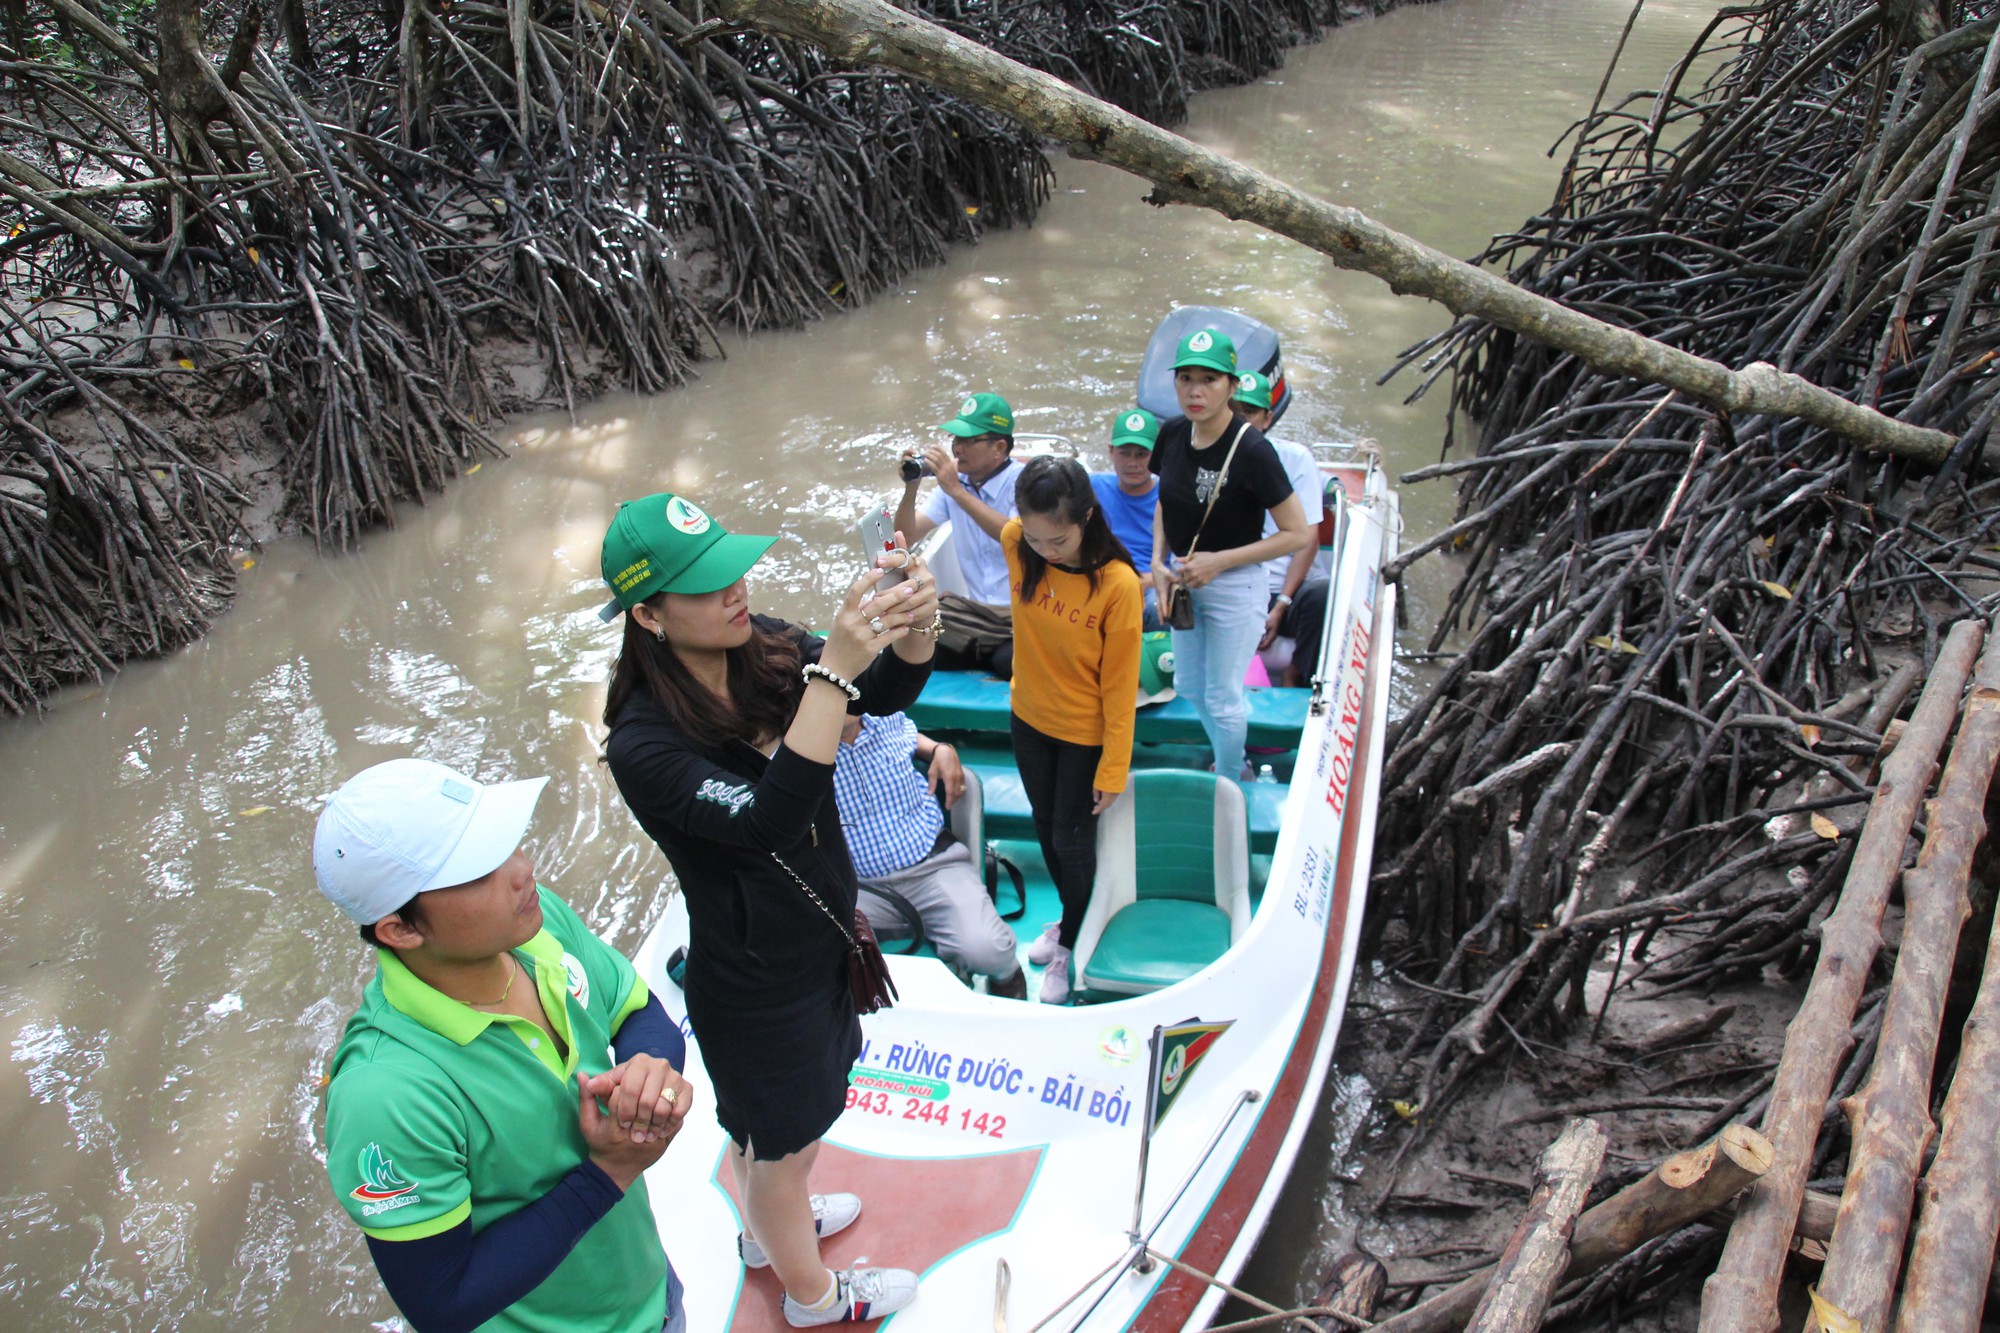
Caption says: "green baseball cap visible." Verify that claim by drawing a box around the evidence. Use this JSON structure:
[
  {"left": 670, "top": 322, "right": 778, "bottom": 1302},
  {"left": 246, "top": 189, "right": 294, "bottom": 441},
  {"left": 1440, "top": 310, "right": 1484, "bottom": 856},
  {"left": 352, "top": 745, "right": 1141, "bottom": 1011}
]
[
  {"left": 1231, "top": 370, "right": 1273, "bottom": 411},
  {"left": 1110, "top": 407, "right": 1162, "bottom": 451},
  {"left": 1172, "top": 328, "right": 1238, "bottom": 376},
  {"left": 597, "top": 492, "right": 777, "bottom": 622},
  {"left": 939, "top": 392, "right": 1014, "bottom": 439},
  {"left": 1137, "top": 631, "right": 1176, "bottom": 707}
]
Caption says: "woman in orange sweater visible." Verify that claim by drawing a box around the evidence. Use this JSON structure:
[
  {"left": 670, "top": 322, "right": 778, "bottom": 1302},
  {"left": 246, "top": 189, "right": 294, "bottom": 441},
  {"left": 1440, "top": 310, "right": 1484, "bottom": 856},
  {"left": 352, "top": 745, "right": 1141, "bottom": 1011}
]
[{"left": 982, "top": 456, "right": 1143, "bottom": 1004}]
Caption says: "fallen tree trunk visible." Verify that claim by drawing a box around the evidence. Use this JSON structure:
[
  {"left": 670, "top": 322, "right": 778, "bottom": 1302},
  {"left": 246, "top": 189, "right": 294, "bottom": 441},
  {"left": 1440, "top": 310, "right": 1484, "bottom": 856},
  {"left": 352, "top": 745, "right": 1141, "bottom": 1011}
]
[
  {"left": 1466, "top": 1118, "right": 1607, "bottom": 1333},
  {"left": 714, "top": 0, "right": 1958, "bottom": 462},
  {"left": 1375, "top": 1124, "right": 1774, "bottom": 1333},
  {"left": 1701, "top": 618, "right": 1986, "bottom": 1333},
  {"left": 1814, "top": 619, "right": 2000, "bottom": 1331}
]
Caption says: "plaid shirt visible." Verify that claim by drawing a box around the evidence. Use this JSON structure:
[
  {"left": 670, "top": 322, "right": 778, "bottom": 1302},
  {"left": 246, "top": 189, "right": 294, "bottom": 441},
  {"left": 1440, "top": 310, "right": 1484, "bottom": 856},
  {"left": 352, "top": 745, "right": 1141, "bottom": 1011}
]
[{"left": 832, "top": 713, "right": 944, "bottom": 879}]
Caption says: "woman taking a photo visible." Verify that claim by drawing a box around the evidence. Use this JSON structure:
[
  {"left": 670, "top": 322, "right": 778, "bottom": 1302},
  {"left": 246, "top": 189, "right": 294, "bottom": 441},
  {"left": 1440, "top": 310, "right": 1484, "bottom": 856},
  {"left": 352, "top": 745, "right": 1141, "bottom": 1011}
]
[
  {"left": 957, "top": 456, "right": 1144, "bottom": 1003},
  {"left": 598, "top": 492, "right": 938, "bottom": 1327},
  {"left": 1150, "top": 329, "right": 1312, "bottom": 782}
]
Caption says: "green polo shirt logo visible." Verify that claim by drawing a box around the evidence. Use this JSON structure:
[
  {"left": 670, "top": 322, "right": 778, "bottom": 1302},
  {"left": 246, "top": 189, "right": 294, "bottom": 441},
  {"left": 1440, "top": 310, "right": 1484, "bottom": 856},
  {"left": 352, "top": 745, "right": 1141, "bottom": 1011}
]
[{"left": 350, "top": 1142, "right": 421, "bottom": 1215}]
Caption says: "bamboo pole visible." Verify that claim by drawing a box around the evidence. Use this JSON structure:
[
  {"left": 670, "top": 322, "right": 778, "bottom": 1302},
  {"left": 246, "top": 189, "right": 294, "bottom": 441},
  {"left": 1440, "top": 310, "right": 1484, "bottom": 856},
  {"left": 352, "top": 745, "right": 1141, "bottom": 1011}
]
[
  {"left": 1375, "top": 1125, "right": 1774, "bottom": 1333},
  {"left": 1700, "top": 618, "right": 1986, "bottom": 1333},
  {"left": 1813, "top": 616, "right": 2000, "bottom": 1332},
  {"left": 1466, "top": 1118, "right": 1608, "bottom": 1333},
  {"left": 711, "top": 0, "right": 1959, "bottom": 463}
]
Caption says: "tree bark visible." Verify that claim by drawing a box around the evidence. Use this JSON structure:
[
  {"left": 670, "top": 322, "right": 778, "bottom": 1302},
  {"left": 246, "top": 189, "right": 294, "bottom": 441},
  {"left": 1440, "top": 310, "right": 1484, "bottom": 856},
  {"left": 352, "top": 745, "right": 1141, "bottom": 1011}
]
[
  {"left": 711, "top": 0, "right": 1958, "bottom": 464},
  {"left": 1813, "top": 623, "right": 2000, "bottom": 1332},
  {"left": 273, "top": 0, "right": 315, "bottom": 69},
  {"left": 1699, "top": 618, "right": 1986, "bottom": 1333},
  {"left": 1466, "top": 1119, "right": 1607, "bottom": 1333},
  {"left": 1374, "top": 1124, "right": 1774, "bottom": 1333},
  {"left": 1894, "top": 845, "right": 2000, "bottom": 1330}
]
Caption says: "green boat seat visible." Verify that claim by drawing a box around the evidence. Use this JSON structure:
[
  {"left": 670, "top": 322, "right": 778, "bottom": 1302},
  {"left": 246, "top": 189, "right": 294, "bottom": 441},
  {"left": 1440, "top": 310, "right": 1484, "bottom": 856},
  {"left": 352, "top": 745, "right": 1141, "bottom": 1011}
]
[
  {"left": 908, "top": 671, "right": 1311, "bottom": 751},
  {"left": 962, "top": 758, "right": 1288, "bottom": 858},
  {"left": 1072, "top": 770, "right": 1252, "bottom": 997}
]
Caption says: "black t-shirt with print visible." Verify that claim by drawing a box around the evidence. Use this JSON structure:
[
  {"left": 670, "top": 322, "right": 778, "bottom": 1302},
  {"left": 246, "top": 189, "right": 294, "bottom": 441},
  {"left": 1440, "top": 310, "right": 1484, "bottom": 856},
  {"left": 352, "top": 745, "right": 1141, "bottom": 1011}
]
[{"left": 1150, "top": 414, "right": 1294, "bottom": 557}]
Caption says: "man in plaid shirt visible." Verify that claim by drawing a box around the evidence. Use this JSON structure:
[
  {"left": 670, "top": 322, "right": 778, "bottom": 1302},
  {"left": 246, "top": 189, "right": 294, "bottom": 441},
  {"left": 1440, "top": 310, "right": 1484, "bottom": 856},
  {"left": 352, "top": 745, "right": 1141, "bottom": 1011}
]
[{"left": 832, "top": 712, "right": 1027, "bottom": 999}]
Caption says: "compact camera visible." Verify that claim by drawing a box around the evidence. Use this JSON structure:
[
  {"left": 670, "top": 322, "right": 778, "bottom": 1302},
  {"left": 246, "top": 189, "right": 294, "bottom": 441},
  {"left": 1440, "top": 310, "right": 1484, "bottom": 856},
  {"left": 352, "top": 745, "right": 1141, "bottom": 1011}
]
[{"left": 900, "top": 455, "right": 934, "bottom": 483}]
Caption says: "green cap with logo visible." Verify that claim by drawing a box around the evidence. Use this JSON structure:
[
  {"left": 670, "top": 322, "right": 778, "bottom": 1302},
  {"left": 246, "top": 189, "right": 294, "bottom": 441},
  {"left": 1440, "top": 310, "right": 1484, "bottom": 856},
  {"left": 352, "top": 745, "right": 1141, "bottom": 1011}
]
[
  {"left": 1172, "top": 328, "right": 1238, "bottom": 376},
  {"left": 1109, "top": 407, "right": 1162, "bottom": 451},
  {"left": 938, "top": 392, "right": 1014, "bottom": 439},
  {"left": 598, "top": 492, "right": 777, "bottom": 622},
  {"left": 1230, "top": 370, "right": 1273, "bottom": 411}
]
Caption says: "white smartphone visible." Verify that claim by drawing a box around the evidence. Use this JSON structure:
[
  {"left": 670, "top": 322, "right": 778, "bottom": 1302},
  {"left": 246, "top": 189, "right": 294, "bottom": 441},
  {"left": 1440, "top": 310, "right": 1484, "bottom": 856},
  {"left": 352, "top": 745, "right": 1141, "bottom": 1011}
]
[{"left": 857, "top": 508, "right": 908, "bottom": 587}]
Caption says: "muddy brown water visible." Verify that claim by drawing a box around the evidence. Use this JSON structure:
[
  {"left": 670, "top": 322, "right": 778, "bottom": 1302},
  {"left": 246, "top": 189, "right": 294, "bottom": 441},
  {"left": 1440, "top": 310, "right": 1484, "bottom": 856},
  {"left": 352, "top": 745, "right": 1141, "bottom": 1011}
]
[{"left": 0, "top": 1, "right": 1722, "bottom": 1325}]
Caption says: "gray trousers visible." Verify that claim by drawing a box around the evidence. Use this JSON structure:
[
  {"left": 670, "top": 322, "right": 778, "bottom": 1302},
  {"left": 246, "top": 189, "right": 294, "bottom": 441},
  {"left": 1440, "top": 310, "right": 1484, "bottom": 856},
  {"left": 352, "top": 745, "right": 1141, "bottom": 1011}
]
[{"left": 857, "top": 838, "right": 1021, "bottom": 981}]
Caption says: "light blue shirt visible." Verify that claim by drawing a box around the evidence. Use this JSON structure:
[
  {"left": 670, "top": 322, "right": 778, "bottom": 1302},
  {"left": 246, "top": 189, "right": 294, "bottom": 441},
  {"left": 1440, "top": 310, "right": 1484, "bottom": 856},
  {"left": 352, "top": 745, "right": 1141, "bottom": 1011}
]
[
  {"left": 922, "top": 459, "right": 1021, "bottom": 603},
  {"left": 832, "top": 713, "right": 943, "bottom": 879}
]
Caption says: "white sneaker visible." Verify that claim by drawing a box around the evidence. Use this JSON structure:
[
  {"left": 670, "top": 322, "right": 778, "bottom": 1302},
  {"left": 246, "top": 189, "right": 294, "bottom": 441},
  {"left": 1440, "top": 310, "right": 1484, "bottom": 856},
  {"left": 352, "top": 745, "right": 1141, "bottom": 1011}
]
[
  {"left": 739, "top": 1193, "right": 862, "bottom": 1269},
  {"left": 1025, "top": 923, "right": 1062, "bottom": 967},
  {"left": 1039, "top": 946, "right": 1072, "bottom": 1005},
  {"left": 782, "top": 1265, "right": 920, "bottom": 1326}
]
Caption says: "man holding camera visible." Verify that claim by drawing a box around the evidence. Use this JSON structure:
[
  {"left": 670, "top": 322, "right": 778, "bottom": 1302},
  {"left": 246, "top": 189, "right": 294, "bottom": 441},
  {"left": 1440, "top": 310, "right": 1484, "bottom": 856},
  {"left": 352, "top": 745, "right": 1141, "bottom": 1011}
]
[{"left": 894, "top": 392, "right": 1022, "bottom": 674}]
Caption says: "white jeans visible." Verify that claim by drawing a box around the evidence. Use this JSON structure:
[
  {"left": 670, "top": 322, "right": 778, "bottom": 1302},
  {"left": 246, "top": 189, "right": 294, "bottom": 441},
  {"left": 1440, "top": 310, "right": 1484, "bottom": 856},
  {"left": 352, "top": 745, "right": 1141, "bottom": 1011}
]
[
  {"left": 857, "top": 838, "right": 1021, "bottom": 980},
  {"left": 1171, "top": 564, "right": 1267, "bottom": 780}
]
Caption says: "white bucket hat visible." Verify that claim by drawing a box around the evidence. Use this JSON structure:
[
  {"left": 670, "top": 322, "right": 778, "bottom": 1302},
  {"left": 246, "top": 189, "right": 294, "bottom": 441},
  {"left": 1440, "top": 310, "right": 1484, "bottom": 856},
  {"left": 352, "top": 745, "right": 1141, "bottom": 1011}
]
[{"left": 313, "top": 758, "right": 548, "bottom": 924}]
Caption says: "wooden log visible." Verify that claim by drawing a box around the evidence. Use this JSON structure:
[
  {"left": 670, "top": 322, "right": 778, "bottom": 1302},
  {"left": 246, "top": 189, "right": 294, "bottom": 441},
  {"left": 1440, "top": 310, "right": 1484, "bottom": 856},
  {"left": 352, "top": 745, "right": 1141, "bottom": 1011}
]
[
  {"left": 1466, "top": 1118, "right": 1608, "bottom": 1333},
  {"left": 1374, "top": 1124, "right": 1774, "bottom": 1333},
  {"left": 1894, "top": 816, "right": 2000, "bottom": 1328},
  {"left": 1310, "top": 1249, "right": 1387, "bottom": 1330},
  {"left": 1699, "top": 619, "right": 1985, "bottom": 1333},
  {"left": 708, "top": 0, "right": 1960, "bottom": 464},
  {"left": 1815, "top": 623, "right": 2000, "bottom": 1331}
]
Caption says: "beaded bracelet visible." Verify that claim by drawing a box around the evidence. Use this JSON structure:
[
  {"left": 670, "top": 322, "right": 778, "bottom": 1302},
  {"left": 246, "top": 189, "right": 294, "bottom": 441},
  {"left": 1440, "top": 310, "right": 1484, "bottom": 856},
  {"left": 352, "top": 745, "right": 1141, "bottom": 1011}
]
[
  {"left": 801, "top": 663, "right": 860, "bottom": 701},
  {"left": 916, "top": 611, "right": 945, "bottom": 639}
]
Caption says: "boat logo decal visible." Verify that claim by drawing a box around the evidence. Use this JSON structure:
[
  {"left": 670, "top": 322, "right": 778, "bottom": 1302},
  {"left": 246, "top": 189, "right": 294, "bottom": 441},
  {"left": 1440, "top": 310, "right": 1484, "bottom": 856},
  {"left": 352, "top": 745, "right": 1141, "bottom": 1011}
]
[
  {"left": 1097, "top": 1024, "right": 1137, "bottom": 1066},
  {"left": 562, "top": 952, "right": 589, "bottom": 1007},
  {"left": 350, "top": 1142, "right": 420, "bottom": 1212},
  {"left": 664, "top": 495, "right": 710, "bottom": 535}
]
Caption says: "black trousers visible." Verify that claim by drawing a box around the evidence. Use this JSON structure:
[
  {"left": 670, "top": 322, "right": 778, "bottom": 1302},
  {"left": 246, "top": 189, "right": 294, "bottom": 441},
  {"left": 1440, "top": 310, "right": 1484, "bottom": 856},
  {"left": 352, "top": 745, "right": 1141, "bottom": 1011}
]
[{"left": 1010, "top": 713, "right": 1102, "bottom": 949}]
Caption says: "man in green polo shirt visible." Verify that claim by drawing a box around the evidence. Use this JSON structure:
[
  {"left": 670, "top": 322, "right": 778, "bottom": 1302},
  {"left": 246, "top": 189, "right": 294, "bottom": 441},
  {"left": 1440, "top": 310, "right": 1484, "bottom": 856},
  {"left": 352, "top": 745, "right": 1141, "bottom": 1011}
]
[{"left": 316, "top": 757, "right": 692, "bottom": 1332}]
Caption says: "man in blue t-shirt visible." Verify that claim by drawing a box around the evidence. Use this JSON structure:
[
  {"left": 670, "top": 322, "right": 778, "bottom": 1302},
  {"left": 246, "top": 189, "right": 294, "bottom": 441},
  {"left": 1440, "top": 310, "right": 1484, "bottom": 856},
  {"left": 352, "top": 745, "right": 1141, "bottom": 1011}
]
[{"left": 1089, "top": 407, "right": 1164, "bottom": 631}]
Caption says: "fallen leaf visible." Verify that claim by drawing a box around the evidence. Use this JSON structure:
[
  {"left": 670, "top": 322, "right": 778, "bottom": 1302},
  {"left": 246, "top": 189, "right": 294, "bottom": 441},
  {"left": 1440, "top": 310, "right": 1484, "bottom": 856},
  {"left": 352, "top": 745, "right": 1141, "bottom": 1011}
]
[
  {"left": 964, "top": 205, "right": 980, "bottom": 216},
  {"left": 238, "top": 806, "right": 272, "bottom": 817},
  {"left": 239, "top": 558, "right": 255, "bottom": 570},
  {"left": 827, "top": 281, "right": 845, "bottom": 298},
  {"left": 465, "top": 462, "right": 481, "bottom": 475},
  {"left": 1800, "top": 723, "right": 1822, "bottom": 748},
  {"left": 1811, "top": 812, "right": 1839, "bottom": 840},
  {"left": 1761, "top": 580, "right": 1794, "bottom": 600},
  {"left": 1389, "top": 1099, "right": 1418, "bottom": 1120},
  {"left": 1806, "top": 1286, "right": 1861, "bottom": 1333},
  {"left": 247, "top": 245, "right": 260, "bottom": 265},
  {"left": 1588, "top": 635, "right": 1641, "bottom": 654},
  {"left": 177, "top": 357, "right": 195, "bottom": 370}
]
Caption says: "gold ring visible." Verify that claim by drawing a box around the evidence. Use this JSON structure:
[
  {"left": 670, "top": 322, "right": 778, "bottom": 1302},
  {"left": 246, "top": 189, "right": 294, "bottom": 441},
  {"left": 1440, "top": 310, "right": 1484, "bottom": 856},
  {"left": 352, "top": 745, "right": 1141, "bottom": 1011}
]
[{"left": 660, "top": 1088, "right": 679, "bottom": 1106}]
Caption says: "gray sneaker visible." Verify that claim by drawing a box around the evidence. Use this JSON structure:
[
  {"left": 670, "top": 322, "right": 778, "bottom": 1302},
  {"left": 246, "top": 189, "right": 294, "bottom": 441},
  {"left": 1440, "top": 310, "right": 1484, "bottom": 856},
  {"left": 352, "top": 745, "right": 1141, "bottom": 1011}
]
[
  {"left": 781, "top": 1266, "right": 920, "bottom": 1326},
  {"left": 738, "top": 1192, "right": 862, "bottom": 1269}
]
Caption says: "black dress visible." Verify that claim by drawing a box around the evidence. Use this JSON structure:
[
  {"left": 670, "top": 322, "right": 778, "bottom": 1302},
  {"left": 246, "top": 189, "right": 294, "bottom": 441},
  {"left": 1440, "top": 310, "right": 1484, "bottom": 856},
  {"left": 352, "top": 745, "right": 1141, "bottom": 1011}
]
[{"left": 605, "top": 620, "right": 930, "bottom": 1157}]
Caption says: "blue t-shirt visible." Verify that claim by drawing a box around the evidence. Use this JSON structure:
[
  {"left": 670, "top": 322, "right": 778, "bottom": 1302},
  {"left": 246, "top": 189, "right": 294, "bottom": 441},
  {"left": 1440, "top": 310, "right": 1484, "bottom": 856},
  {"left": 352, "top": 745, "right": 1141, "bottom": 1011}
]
[{"left": 1091, "top": 472, "right": 1159, "bottom": 568}]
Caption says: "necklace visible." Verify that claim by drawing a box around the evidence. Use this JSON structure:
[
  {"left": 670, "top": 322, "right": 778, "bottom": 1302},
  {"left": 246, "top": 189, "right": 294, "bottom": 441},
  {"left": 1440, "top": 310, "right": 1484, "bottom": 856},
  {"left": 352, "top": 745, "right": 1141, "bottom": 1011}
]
[{"left": 465, "top": 956, "right": 519, "bottom": 1009}]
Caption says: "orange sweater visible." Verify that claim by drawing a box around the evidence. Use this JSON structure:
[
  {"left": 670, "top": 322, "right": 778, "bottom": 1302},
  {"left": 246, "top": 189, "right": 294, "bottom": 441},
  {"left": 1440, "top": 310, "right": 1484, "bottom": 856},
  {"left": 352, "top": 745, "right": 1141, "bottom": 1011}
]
[{"left": 1002, "top": 519, "right": 1143, "bottom": 793}]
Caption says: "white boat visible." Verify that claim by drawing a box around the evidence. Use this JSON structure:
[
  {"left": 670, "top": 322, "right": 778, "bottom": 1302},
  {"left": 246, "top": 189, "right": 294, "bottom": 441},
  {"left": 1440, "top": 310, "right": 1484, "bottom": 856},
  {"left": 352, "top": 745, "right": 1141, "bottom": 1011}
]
[{"left": 631, "top": 423, "right": 1398, "bottom": 1330}]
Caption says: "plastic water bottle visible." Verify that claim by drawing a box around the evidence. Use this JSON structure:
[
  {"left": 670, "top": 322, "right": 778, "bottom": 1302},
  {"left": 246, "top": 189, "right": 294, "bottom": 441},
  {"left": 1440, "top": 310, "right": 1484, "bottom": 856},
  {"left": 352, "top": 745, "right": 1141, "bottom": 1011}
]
[{"left": 1256, "top": 764, "right": 1277, "bottom": 784}]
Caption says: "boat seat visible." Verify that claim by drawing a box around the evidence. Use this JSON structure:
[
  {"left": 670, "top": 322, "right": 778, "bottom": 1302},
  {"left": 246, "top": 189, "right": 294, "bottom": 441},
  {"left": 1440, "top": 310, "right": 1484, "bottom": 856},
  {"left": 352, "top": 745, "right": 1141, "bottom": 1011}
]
[
  {"left": 874, "top": 768, "right": 984, "bottom": 958},
  {"left": 1071, "top": 770, "right": 1252, "bottom": 997},
  {"left": 908, "top": 671, "right": 1311, "bottom": 751}
]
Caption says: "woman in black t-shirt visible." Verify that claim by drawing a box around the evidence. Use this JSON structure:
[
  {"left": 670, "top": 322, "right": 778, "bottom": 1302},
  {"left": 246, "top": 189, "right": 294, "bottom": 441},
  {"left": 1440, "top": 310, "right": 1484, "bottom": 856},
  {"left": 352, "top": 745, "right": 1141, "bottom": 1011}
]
[{"left": 1148, "top": 328, "right": 1313, "bottom": 780}]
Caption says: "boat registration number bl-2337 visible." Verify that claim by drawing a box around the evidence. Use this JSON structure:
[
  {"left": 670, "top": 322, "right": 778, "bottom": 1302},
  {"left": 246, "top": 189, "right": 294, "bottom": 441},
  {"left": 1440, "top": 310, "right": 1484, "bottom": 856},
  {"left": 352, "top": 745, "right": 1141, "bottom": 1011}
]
[{"left": 846, "top": 1087, "right": 1007, "bottom": 1138}]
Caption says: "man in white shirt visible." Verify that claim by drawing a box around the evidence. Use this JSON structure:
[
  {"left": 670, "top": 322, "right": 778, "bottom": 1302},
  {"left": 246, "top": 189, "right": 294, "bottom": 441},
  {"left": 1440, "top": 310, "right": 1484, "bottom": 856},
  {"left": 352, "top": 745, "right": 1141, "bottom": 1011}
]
[
  {"left": 895, "top": 392, "right": 1021, "bottom": 606},
  {"left": 1231, "top": 372, "right": 1325, "bottom": 659}
]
